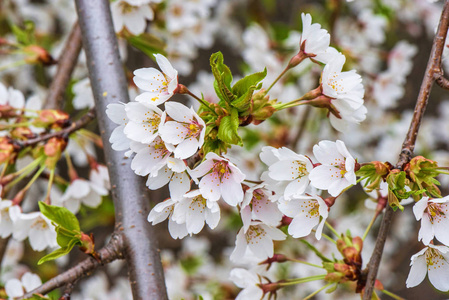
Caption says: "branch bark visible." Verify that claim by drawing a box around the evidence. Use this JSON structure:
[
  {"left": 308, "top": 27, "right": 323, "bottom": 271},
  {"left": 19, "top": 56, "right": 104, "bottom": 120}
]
[
  {"left": 44, "top": 23, "right": 83, "bottom": 110},
  {"left": 74, "top": 0, "right": 168, "bottom": 299},
  {"left": 363, "top": 1, "right": 449, "bottom": 298},
  {"left": 20, "top": 233, "right": 125, "bottom": 299}
]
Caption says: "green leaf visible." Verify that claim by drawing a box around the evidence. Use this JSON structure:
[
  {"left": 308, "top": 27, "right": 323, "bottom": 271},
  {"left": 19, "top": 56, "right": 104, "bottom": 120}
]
[
  {"left": 217, "top": 108, "right": 242, "bottom": 145},
  {"left": 210, "top": 52, "right": 234, "bottom": 106},
  {"left": 11, "top": 21, "right": 35, "bottom": 45},
  {"left": 39, "top": 202, "right": 80, "bottom": 232},
  {"left": 326, "top": 283, "right": 338, "bottom": 294},
  {"left": 126, "top": 33, "right": 166, "bottom": 59},
  {"left": 38, "top": 238, "right": 79, "bottom": 265},
  {"left": 232, "top": 68, "right": 267, "bottom": 98},
  {"left": 28, "top": 295, "right": 50, "bottom": 300}
]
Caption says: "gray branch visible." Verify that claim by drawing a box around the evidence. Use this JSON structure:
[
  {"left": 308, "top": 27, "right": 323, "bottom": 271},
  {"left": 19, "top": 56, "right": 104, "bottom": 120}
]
[{"left": 74, "top": 0, "right": 168, "bottom": 298}]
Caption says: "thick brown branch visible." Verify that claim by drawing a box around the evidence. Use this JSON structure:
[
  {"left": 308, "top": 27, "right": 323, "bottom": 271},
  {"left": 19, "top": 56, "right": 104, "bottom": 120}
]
[
  {"left": 435, "top": 72, "right": 449, "bottom": 90},
  {"left": 75, "top": 0, "right": 168, "bottom": 298},
  {"left": 45, "top": 23, "right": 83, "bottom": 110},
  {"left": 20, "top": 233, "right": 125, "bottom": 299},
  {"left": 17, "top": 108, "right": 96, "bottom": 149},
  {"left": 363, "top": 1, "right": 449, "bottom": 299}
]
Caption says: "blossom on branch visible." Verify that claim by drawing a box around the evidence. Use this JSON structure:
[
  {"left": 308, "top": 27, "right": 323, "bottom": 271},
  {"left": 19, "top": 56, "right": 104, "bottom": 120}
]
[
  {"left": 124, "top": 102, "right": 163, "bottom": 144},
  {"left": 190, "top": 152, "right": 245, "bottom": 206},
  {"left": 309, "top": 140, "right": 357, "bottom": 196},
  {"left": 159, "top": 101, "right": 205, "bottom": 159},
  {"left": 406, "top": 244, "right": 449, "bottom": 292},
  {"left": 147, "top": 198, "right": 188, "bottom": 239},
  {"left": 133, "top": 54, "right": 178, "bottom": 105},
  {"left": 413, "top": 196, "right": 449, "bottom": 246}
]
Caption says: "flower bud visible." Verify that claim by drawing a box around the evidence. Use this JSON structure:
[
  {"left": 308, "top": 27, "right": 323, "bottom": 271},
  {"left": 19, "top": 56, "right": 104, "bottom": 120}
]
[
  {"left": 33, "top": 110, "right": 70, "bottom": 129},
  {"left": 44, "top": 137, "right": 67, "bottom": 169},
  {"left": 24, "top": 45, "right": 56, "bottom": 66},
  {"left": 0, "top": 137, "right": 16, "bottom": 164}
]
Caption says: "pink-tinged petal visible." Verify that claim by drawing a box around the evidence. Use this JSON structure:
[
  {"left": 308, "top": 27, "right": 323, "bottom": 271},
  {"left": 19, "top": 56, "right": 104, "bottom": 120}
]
[
  {"left": 174, "top": 137, "right": 200, "bottom": 159},
  {"left": 155, "top": 54, "right": 177, "bottom": 79},
  {"left": 427, "top": 253, "right": 449, "bottom": 291},
  {"left": 106, "top": 103, "right": 127, "bottom": 124},
  {"left": 220, "top": 177, "right": 243, "bottom": 206},
  {"left": 419, "top": 216, "right": 434, "bottom": 245},
  {"left": 413, "top": 197, "right": 429, "bottom": 221},
  {"left": 241, "top": 206, "right": 252, "bottom": 233},
  {"left": 433, "top": 216, "right": 449, "bottom": 246},
  {"left": 184, "top": 200, "right": 206, "bottom": 234},
  {"left": 165, "top": 101, "right": 194, "bottom": 123},
  {"left": 259, "top": 146, "right": 278, "bottom": 166},
  {"left": 131, "top": 147, "right": 166, "bottom": 176},
  {"left": 166, "top": 157, "right": 186, "bottom": 173},
  {"left": 288, "top": 212, "right": 319, "bottom": 238},
  {"left": 328, "top": 178, "right": 351, "bottom": 196},
  {"left": 263, "top": 224, "right": 287, "bottom": 241},
  {"left": 169, "top": 172, "right": 190, "bottom": 201},
  {"left": 284, "top": 177, "right": 309, "bottom": 199},
  {"left": 406, "top": 254, "right": 427, "bottom": 288},
  {"left": 247, "top": 227, "right": 275, "bottom": 259},
  {"left": 253, "top": 200, "right": 283, "bottom": 227},
  {"left": 309, "top": 165, "right": 339, "bottom": 190},
  {"left": 230, "top": 229, "right": 247, "bottom": 262},
  {"left": 205, "top": 205, "right": 220, "bottom": 229},
  {"left": 168, "top": 219, "right": 188, "bottom": 239},
  {"left": 146, "top": 167, "right": 172, "bottom": 190},
  {"left": 110, "top": 125, "right": 130, "bottom": 151},
  {"left": 228, "top": 162, "right": 245, "bottom": 183},
  {"left": 190, "top": 159, "right": 215, "bottom": 178},
  {"left": 159, "top": 121, "right": 188, "bottom": 145},
  {"left": 147, "top": 200, "right": 174, "bottom": 225},
  {"left": 313, "top": 140, "right": 344, "bottom": 164},
  {"left": 124, "top": 121, "right": 158, "bottom": 144},
  {"left": 199, "top": 173, "right": 221, "bottom": 202}
]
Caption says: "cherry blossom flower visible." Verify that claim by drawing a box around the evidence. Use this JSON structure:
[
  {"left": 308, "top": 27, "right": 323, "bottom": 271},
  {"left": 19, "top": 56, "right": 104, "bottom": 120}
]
[
  {"left": 124, "top": 102, "right": 163, "bottom": 144},
  {"left": 328, "top": 101, "right": 367, "bottom": 132},
  {"left": 413, "top": 196, "right": 449, "bottom": 246},
  {"left": 147, "top": 198, "right": 188, "bottom": 239},
  {"left": 172, "top": 190, "right": 220, "bottom": 235},
  {"left": 190, "top": 152, "right": 245, "bottom": 206},
  {"left": 278, "top": 194, "right": 328, "bottom": 240},
  {"left": 72, "top": 77, "right": 94, "bottom": 109},
  {"left": 159, "top": 102, "right": 206, "bottom": 159},
  {"left": 230, "top": 222, "right": 286, "bottom": 262},
  {"left": 59, "top": 178, "right": 109, "bottom": 213},
  {"left": 229, "top": 268, "right": 264, "bottom": 300},
  {"left": 321, "top": 53, "right": 365, "bottom": 112},
  {"left": 106, "top": 102, "right": 131, "bottom": 153},
  {"left": 146, "top": 157, "right": 191, "bottom": 201},
  {"left": 265, "top": 147, "right": 313, "bottom": 200},
  {"left": 133, "top": 54, "right": 178, "bottom": 105},
  {"left": 299, "top": 13, "right": 332, "bottom": 63},
  {"left": 5, "top": 272, "right": 42, "bottom": 298},
  {"left": 111, "top": 0, "right": 159, "bottom": 35},
  {"left": 241, "top": 184, "right": 283, "bottom": 232},
  {"left": 309, "top": 140, "right": 357, "bottom": 196},
  {"left": 130, "top": 137, "right": 174, "bottom": 177},
  {"left": 406, "top": 244, "right": 449, "bottom": 291},
  {"left": 0, "top": 200, "right": 17, "bottom": 238},
  {"left": 10, "top": 210, "right": 57, "bottom": 252},
  {"left": 89, "top": 164, "right": 111, "bottom": 191}
]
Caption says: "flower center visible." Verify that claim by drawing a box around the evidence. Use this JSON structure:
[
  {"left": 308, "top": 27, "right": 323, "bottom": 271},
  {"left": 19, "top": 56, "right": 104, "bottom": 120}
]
[
  {"left": 245, "top": 225, "right": 267, "bottom": 243},
  {"left": 427, "top": 203, "right": 445, "bottom": 222},
  {"left": 294, "top": 160, "right": 309, "bottom": 178},
  {"left": 144, "top": 112, "right": 161, "bottom": 133},
  {"left": 185, "top": 122, "right": 203, "bottom": 139},
  {"left": 425, "top": 248, "right": 445, "bottom": 268},
  {"left": 119, "top": 2, "right": 137, "bottom": 14},
  {"left": 327, "top": 73, "right": 344, "bottom": 93},
  {"left": 213, "top": 161, "right": 230, "bottom": 181}
]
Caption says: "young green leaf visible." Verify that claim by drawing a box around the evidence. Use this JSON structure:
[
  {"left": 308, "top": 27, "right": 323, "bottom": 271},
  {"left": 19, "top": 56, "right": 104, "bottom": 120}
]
[
  {"left": 38, "top": 202, "right": 80, "bottom": 232},
  {"left": 126, "top": 33, "right": 166, "bottom": 59},
  {"left": 210, "top": 52, "right": 234, "bottom": 106},
  {"left": 217, "top": 108, "right": 242, "bottom": 145},
  {"left": 38, "top": 238, "right": 79, "bottom": 265},
  {"left": 232, "top": 68, "right": 267, "bottom": 98}
]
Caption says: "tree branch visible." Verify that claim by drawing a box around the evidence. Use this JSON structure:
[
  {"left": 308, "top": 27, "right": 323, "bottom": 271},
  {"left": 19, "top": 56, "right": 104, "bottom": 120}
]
[
  {"left": 363, "top": 1, "right": 449, "bottom": 299},
  {"left": 16, "top": 108, "right": 96, "bottom": 149},
  {"left": 74, "top": 0, "right": 168, "bottom": 299},
  {"left": 20, "top": 233, "right": 125, "bottom": 299},
  {"left": 44, "top": 23, "right": 83, "bottom": 110},
  {"left": 435, "top": 72, "right": 449, "bottom": 90}
]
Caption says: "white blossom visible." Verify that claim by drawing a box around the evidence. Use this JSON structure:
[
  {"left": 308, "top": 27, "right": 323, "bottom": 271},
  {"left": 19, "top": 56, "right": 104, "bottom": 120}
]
[
  {"left": 147, "top": 198, "right": 188, "bottom": 239},
  {"left": 133, "top": 54, "right": 178, "bottom": 105},
  {"left": 60, "top": 178, "right": 108, "bottom": 213},
  {"left": 413, "top": 196, "right": 449, "bottom": 246},
  {"left": 124, "top": 101, "right": 163, "bottom": 144},
  {"left": 5, "top": 272, "right": 42, "bottom": 298},
  {"left": 406, "top": 244, "right": 449, "bottom": 291},
  {"left": 229, "top": 268, "right": 264, "bottom": 300},
  {"left": 111, "top": 0, "right": 159, "bottom": 35},
  {"left": 106, "top": 102, "right": 131, "bottom": 153},
  {"left": 159, "top": 102, "right": 206, "bottom": 159},
  {"left": 299, "top": 13, "right": 333, "bottom": 63},
  {"left": 309, "top": 140, "right": 357, "bottom": 196},
  {"left": 190, "top": 152, "right": 245, "bottom": 206}
]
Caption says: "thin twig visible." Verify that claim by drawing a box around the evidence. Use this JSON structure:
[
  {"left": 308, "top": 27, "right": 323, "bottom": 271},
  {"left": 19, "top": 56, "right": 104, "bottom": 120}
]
[
  {"left": 58, "top": 282, "right": 76, "bottom": 300},
  {"left": 20, "top": 233, "right": 125, "bottom": 299},
  {"left": 17, "top": 108, "right": 96, "bottom": 149},
  {"left": 363, "top": 1, "right": 449, "bottom": 299},
  {"left": 45, "top": 23, "right": 83, "bottom": 110},
  {"left": 435, "top": 72, "right": 449, "bottom": 90}
]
